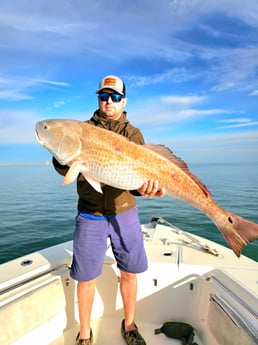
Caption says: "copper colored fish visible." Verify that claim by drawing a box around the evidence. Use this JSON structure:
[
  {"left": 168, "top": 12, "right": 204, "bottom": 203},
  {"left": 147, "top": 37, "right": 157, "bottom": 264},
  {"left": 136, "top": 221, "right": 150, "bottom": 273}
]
[{"left": 35, "top": 119, "right": 258, "bottom": 257}]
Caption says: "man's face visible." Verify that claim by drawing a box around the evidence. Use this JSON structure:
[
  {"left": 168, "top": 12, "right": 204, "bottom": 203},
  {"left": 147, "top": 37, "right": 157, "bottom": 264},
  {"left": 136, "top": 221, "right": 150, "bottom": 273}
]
[{"left": 98, "top": 88, "right": 127, "bottom": 120}]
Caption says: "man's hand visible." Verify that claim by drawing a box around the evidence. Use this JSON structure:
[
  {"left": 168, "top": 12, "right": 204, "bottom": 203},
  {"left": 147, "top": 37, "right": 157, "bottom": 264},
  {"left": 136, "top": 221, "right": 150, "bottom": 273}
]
[{"left": 138, "top": 180, "right": 166, "bottom": 198}]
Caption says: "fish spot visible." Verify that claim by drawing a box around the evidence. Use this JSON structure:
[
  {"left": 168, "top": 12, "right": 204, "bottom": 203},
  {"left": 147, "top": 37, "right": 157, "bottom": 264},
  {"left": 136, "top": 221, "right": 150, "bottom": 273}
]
[
  {"left": 228, "top": 217, "right": 233, "bottom": 223},
  {"left": 171, "top": 173, "right": 180, "bottom": 183},
  {"left": 115, "top": 147, "right": 121, "bottom": 152}
]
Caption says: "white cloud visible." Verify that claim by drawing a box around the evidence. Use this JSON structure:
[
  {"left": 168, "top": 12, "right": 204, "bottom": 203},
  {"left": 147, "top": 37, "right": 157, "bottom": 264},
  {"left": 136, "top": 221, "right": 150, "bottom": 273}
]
[
  {"left": 130, "top": 126, "right": 258, "bottom": 164},
  {"left": 0, "top": 74, "right": 69, "bottom": 101},
  {"left": 211, "top": 47, "right": 258, "bottom": 92},
  {"left": 219, "top": 118, "right": 252, "bottom": 123},
  {"left": 0, "top": 89, "right": 33, "bottom": 101},
  {"left": 0, "top": 0, "right": 257, "bottom": 165},
  {"left": 31, "top": 78, "right": 69, "bottom": 87},
  {"left": 130, "top": 93, "right": 233, "bottom": 127},
  {"left": 0, "top": 1, "right": 258, "bottom": 93},
  {"left": 163, "top": 130, "right": 258, "bottom": 163},
  {"left": 161, "top": 95, "right": 206, "bottom": 105},
  {"left": 53, "top": 98, "right": 72, "bottom": 108},
  {"left": 217, "top": 121, "right": 258, "bottom": 129},
  {"left": 179, "top": 108, "right": 232, "bottom": 118},
  {"left": 190, "top": 130, "right": 258, "bottom": 146},
  {"left": 126, "top": 69, "right": 196, "bottom": 88},
  {"left": 211, "top": 82, "right": 236, "bottom": 92}
]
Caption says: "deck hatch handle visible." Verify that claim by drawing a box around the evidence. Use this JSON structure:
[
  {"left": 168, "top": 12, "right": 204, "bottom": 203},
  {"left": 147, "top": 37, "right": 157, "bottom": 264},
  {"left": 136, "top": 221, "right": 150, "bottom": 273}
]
[{"left": 21, "top": 260, "right": 33, "bottom": 266}]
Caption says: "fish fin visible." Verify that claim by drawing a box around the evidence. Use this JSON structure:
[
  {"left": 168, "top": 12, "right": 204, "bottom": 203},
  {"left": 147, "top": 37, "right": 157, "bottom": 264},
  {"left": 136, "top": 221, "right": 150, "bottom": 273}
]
[
  {"left": 217, "top": 211, "right": 258, "bottom": 257},
  {"left": 144, "top": 144, "right": 211, "bottom": 198},
  {"left": 82, "top": 173, "right": 103, "bottom": 194},
  {"left": 63, "top": 161, "right": 81, "bottom": 185}
]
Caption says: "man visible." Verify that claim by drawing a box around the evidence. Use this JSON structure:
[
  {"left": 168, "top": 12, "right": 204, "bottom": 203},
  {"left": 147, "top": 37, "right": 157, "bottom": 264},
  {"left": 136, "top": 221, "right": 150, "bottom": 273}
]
[{"left": 53, "top": 75, "right": 165, "bottom": 345}]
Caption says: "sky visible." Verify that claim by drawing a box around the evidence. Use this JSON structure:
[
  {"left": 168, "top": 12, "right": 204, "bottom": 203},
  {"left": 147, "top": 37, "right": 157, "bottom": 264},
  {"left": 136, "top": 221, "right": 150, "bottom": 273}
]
[{"left": 0, "top": 0, "right": 258, "bottom": 164}]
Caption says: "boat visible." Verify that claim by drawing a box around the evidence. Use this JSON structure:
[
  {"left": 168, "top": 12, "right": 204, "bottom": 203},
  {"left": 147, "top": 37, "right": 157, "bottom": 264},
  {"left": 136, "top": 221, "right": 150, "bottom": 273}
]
[{"left": 0, "top": 217, "right": 257, "bottom": 345}]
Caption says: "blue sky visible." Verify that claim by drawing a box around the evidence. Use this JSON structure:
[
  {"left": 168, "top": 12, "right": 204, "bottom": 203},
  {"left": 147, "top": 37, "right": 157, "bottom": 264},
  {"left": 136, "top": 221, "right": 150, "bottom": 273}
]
[{"left": 1, "top": 0, "right": 258, "bottom": 164}]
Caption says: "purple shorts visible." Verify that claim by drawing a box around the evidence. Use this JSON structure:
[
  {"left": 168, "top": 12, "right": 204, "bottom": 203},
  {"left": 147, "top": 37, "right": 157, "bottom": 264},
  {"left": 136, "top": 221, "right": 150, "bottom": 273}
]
[{"left": 70, "top": 207, "right": 148, "bottom": 282}]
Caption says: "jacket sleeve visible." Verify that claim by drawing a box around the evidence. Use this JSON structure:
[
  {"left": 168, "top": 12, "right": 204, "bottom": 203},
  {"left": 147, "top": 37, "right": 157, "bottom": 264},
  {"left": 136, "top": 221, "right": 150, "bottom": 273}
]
[{"left": 52, "top": 157, "right": 69, "bottom": 177}]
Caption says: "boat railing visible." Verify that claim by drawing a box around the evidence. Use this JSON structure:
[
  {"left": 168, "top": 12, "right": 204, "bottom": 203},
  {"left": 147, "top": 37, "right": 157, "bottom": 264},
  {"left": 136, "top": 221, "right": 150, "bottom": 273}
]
[
  {"left": 149, "top": 217, "right": 219, "bottom": 256},
  {"left": 208, "top": 274, "right": 258, "bottom": 319},
  {"left": 209, "top": 293, "right": 258, "bottom": 344},
  {"left": 0, "top": 263, "right": 67, "bottom": 296}
]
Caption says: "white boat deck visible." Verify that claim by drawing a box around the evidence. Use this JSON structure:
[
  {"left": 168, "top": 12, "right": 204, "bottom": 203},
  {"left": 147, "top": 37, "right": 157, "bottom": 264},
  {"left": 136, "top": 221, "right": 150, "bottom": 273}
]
[
  {"left": 51, "top": 318, "right": 192, "bottom": 345},
  {"left": 143, "top": 222, "right": 258, "bottom": 295},
  {"left": 0, "top": 222, "right": 257, "bottom": 345}
]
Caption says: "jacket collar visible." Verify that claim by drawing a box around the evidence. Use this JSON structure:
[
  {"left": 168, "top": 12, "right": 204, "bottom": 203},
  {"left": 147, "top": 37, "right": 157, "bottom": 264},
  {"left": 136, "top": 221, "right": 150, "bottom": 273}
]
[{"left": 89, "top": 110, "right": 129, "bottom": 131}]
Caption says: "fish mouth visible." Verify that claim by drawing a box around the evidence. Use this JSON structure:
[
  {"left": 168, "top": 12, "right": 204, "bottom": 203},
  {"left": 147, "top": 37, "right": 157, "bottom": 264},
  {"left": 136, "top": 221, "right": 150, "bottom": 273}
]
[{"left": 35, "top": 129, "right": 44, "bottom": 146}]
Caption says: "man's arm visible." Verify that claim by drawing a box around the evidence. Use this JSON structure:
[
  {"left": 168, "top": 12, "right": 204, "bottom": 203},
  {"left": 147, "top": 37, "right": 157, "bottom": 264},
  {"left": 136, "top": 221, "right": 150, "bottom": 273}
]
[{"left": 52, "top": 157, "right": 70, "bottom": 177}]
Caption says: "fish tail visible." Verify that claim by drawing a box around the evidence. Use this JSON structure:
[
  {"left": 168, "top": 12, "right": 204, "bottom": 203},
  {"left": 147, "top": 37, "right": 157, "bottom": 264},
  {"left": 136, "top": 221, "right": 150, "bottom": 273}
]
[{"left": 218, "top": 211, "right": 258, "bottom": 257}]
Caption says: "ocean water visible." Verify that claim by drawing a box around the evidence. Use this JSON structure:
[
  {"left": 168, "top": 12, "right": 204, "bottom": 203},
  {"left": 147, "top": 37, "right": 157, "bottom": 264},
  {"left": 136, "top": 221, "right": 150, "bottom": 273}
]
[{"left": 0, "top": 163, "right": 258, "bottom": 264}]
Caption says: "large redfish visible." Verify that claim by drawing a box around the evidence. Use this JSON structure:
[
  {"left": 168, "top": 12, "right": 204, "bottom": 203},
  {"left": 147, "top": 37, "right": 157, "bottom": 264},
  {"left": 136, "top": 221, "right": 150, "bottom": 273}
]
[{"left": 35, "top": 119, "right": 258, "bottom": 257}]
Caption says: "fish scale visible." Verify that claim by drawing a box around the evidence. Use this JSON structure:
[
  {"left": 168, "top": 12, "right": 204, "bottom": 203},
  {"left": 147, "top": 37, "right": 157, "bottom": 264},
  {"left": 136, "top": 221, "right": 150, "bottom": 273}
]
[{"left": 84, "top": 153, "right": 146, "bottom": 190}]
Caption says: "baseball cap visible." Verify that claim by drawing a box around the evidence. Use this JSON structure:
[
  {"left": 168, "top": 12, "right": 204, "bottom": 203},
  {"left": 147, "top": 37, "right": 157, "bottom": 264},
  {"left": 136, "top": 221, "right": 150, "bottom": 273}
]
[{"left": 96, "top": 75, "right": 126, "bottom": 96}]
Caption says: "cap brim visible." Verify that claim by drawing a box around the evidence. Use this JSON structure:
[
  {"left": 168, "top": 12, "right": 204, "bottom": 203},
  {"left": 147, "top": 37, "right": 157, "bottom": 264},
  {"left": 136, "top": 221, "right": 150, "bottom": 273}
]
[{"left": 96, "top": 87, "right": 124, "bottom": 95}]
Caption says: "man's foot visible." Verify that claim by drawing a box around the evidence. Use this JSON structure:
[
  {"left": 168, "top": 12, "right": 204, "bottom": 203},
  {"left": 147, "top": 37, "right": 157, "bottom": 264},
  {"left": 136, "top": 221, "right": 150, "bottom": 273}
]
[
  {"left": 121, "top": 319, "right": 146, "bottom": 345},
  {"left": 75, "top": 330, "right": 93, "bottom": 345}
]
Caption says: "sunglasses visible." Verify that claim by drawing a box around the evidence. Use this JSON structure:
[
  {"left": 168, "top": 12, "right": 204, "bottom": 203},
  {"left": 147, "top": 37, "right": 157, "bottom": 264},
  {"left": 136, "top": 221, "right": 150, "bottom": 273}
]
[{"left": 98, "top": 92, "right": 123, "bottom": 103}]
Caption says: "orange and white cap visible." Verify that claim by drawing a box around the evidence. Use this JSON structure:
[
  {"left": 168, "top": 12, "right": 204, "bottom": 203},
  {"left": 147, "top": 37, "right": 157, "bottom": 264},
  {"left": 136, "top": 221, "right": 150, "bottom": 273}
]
[{"left": 96, "top": 75, "right": 126, "bottom": 96}]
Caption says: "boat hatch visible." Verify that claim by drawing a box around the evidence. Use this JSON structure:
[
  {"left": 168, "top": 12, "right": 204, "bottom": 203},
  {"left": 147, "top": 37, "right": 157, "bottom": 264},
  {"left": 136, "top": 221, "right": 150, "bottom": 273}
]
[{"left": 0, "top": 277, "right": 66, "bottom": 344}]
